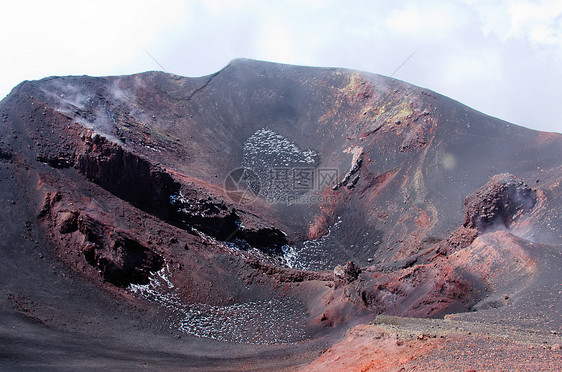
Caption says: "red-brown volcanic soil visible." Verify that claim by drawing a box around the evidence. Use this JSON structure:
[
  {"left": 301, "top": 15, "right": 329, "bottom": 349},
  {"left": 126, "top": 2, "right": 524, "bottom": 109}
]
[{"left": 1, "top": 59, "right": 561, "bottom": 370}]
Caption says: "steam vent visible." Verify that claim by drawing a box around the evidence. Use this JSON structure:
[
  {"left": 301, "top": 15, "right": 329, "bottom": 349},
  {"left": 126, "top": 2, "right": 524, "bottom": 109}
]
[{"left": 1, "top": 59, "right": 561, "bottom": 370}]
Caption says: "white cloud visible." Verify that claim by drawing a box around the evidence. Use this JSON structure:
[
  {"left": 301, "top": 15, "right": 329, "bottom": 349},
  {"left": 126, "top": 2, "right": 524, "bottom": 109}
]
[
  {"left": 443, "top": 48, "right": 501, "bottom": 83},
  {"left": 386, "top": 4, "right": 458, "bottom": 37},
  {"left": 508, "top": 0, "right": 562, "bottom": 43},
  {"left": 0, "top": 0, "right": 188, "bottom": 92},
  {"left": 469, "top": 0, "right": 562, "bottom": 48},
  {"left": 258, "top": 20, "right": 297, "bottom": 64}
]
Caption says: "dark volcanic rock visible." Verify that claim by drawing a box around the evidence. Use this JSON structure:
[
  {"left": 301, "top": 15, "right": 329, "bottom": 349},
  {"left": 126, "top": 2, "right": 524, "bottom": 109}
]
[
  {"left": 0, "top": 148, "right": 13, "bottom": 161},
  {"left": 79, "top": 215, "right": 163, "bottom": 287},
  {"left": 83, "top": 237, "right": 163, "bottom": 287},
  {"left": 334, "top": 261, "right": 362, "bottom": 284},
  {"left": 463, "top": 173, "right": 537, "bottom": 231},
  {"left": 57, "top": 210, "right": 79, "bottom": 234},
  {"left": 75, "top": 132, "right": 181, "bottom": 216}
]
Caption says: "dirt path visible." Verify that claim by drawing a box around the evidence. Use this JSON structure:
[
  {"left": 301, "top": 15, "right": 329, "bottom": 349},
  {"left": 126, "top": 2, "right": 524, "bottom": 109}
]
[{"left": 303, "top": 315, "right": 562, "bottom": 371}]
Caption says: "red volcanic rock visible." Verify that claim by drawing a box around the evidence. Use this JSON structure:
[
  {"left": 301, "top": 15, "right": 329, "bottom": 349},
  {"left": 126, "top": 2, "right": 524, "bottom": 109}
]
[
  {"left": 343, "top": 261, "right": 362, "bottom": 282},
  {"left": 436, "top": 226, "right": 479, "bottom": 255},
  {"left": 446, "top": 226, "right": 478, "bottom": 250},
  {"left": 76, "top": 213, "right": 164, "bottom": 287},
  {"left": 463, "top": 173, "right": 537, "bottom": 231},
  {"left": 83, "top": 234, "right": 164, "bottom": 288},
  {"left": 305, "top": 324, "right": 442, "bottom": 372},
  {"left": 56, "top": 210, "right": 79, "bottom": 234},
  {"left": 355, "top": 260, "right": 473, "bottom": 319},
  {"left": 334, "top": 260, "right": 362, "bottom": 284}
]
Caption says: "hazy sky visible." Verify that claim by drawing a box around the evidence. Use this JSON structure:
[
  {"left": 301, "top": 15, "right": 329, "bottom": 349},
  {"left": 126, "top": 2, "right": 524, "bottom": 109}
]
[{"left": 1, "top": 0, "right": 561, "bottom": 133}]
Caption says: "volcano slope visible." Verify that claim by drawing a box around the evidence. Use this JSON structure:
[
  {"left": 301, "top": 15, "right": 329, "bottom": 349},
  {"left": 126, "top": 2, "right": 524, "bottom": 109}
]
[{"left": 0, "top": 59, "right": 561, "bottom": 370}]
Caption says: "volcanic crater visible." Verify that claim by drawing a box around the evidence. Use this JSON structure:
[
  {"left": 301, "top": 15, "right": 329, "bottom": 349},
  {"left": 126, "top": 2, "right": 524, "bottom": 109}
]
[{"left": 1, "top": 59, "right": 561, "bottom": 370}]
